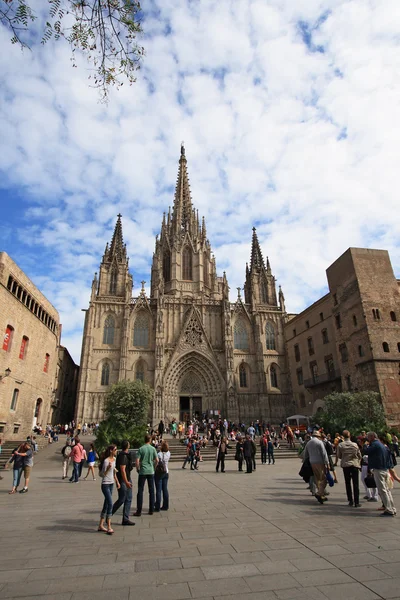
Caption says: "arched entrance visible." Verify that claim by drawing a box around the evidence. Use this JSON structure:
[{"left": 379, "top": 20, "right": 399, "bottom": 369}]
[
  {"left": 163, "top": 351, "right": 225, "bottom": 422},
  {"left": 33, "top": 398, "right": 43, "bottom": 428}
]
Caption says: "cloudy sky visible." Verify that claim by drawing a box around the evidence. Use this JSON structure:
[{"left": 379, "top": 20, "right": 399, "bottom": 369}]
[{"left": 1, "top": 0, "right": 399, "bottom": 364}]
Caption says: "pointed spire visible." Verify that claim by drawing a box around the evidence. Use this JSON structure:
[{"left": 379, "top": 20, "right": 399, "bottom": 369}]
[
  {"left": 266, "top": 256, "right": 271, "bottom": 274},
  {"left": 106, "top": 214, "right": 126, "bottom": 262},
  {"left": 249, "top": 227, "right": 265, "bottom": 273},
  {"left": 171, "top": 143, "right": 194, "bottom": 235}
]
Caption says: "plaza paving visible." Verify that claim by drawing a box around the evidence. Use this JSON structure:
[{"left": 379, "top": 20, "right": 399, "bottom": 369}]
[{"left": 2, "top": 441, "right": 400, "bottom": 600}]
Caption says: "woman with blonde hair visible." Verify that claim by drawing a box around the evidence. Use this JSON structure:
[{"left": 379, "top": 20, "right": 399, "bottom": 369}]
[{"left": 154, "top": 440, "right": 171, "bottom": 512}]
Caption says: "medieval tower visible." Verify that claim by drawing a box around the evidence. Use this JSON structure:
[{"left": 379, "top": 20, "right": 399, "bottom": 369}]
[{"left": 75, "top": 145, "right": 294, "bottom": 425}]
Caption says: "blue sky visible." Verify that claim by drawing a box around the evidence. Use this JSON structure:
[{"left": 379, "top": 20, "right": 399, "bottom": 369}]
[{"left": 1, "top": 0, "right": 400, "bottom": 363}]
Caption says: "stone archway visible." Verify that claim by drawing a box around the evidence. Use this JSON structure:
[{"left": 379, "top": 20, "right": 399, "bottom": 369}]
[{"left": 162, "top": 351, "right": 225, "bottom": 421}]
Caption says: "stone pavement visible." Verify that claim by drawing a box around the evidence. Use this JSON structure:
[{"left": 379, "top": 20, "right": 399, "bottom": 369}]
[{"left": 1, "top": 441, "right": 400, "bottom": 600}]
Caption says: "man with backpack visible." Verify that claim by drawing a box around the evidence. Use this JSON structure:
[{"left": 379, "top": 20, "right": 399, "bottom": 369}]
[{"left": 61, "top": 440, "right": 72, "bottom": 479}]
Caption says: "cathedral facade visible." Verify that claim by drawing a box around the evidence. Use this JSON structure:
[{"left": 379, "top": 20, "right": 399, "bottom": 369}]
[{"left": 75, "top": 146, "right": 295, "bottom": 425}]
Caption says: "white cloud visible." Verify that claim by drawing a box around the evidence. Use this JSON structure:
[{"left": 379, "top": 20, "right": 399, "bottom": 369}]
[{"left": 1, "top": 0, "right": 400, "bottom": 364}]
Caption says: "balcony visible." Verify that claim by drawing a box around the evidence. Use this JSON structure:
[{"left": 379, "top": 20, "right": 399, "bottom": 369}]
[{"left": 304, "top": 369, "right": 341, "bottom": 388}]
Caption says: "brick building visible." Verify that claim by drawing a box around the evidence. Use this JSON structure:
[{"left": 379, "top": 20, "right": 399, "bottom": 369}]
[
  {"left": 52, "top": 346, "right": 79, "bottom": 426},
  {"left": 0, "top": 252, "right": 60, "bottom": 441}
]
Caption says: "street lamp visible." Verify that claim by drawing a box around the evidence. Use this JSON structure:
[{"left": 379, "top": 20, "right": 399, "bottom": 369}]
[{"left": 0, "top": 368, "right": 11, "bottom": 381}]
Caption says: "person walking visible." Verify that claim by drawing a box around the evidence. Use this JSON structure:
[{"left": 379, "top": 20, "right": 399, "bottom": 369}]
[
  {"left": 216, "top": 437, "right": 228, "bottom": 473},
  {"left": 251, "top": 437, "right": 257, "bottom": 471},
  {"left": 303, "top": 430, "right": 329, "bottom": 504},
  {"left": 243, "top": 434, "right": 253, "bottom": 473},
  {"left": 61, "top": 440, "right": 72, "bottom": 479},
  {"left": 69, "top": 436, "right": 84, "bottom": 483},
  {"left": 154, "top": 441, "right": 171, "bottom": 512},
  {"left": 366, "top": 431, "right": 397, "bottom": 516},
  {"left": 235, "top": 436, "right": 244, "bottom": 471},
  {"left": 260, "top": 434, "right": 267, "bottom": 464},
  {"left": 13, "top": 442, "right": 34, "bottom": 494},
  {"left": 336, "top": 430, "right": 362, "bottom": 507},
  {"left": 134, "top": 434, "right": 158, "bottom": 517},
  {"left": 112, "top": 440, "right": 135, "bottom": 526},
  {"left": 83, "top": 443, "right": 98, "bottom": 481},
  {"left": 98, "top": 445, "right": 120, "bottom": 534},
  {"left": 158, "top": 420, "right": 165, "bottom": 439},
  {"left": 267, "top": 437, "right": 275, "bottom": 464}
]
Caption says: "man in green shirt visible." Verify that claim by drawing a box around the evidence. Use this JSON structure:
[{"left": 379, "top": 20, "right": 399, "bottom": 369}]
[{"left": 134, "top": 434, "right": 158, "bottom": 516}]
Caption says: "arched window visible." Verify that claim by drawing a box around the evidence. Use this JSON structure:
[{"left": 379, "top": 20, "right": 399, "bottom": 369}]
[
  {"left": 2, "top": 324, "right": 14, "bottom": 352},
  {"left": 182, "top": 246, "right": 192, "bottom": 280},
  {"left": 43, "top": 353, "right": 50, "bottom": 373},
  {"left": 34, "top": 398, "right": 42, "bottom": 419},
  {"left": 110, "top": 268, "right": 118, "bottom": 294},
  {"left": 239, "top": 364, "right": 247, "bottom": 388},
  {"left": 103, "top": 315, "right": 115, "bottom": 345},
  {"left": 135, "top": 360, "right": 144, "bottom": 382},
  {"left": 390, "top": 311, "right": 397, "bottom": 322},
  {"left": 101, "top": 363, "right": 110, "bottom": 386},
  {"left": 10, "top": 388, "right": 19, "bottom": 411},
  {"left": 163, "top": 250, "right": 171, "bottom": 283},
  {"left": 133, "top": 314, "right": 149, "bottom": 347},
  {"left": 261, "top": 280, "right": 268, "bottom": 304},
  {"left": 383, "top": 342, "right": 390, "bottom": 353},
  {"left": 234, "top": 319, "right": 249, "bottom": 350},
  {"left": 203, "top": 252, "right": 209, "bottom": 287},
  {"left": 270, "top": 365, "right": 278, "bottom": 388},
  {"left": 19, "top": 336, "right": 29, "bottom": 360},
  {"left": 265, "top": 322, "right": 276, "bottom": 350}
]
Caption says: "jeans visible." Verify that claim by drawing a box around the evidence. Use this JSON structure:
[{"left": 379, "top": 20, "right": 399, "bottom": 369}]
[
  {"left": 155, "top": 473, "right": 169, "bottom": 510},
  {"left": 237, "top": 458, "right": 243, "bottom": 471},
  {"left": 261, "top": 447, "right": 267, "bottom": 464},
  {"left": 78, "top": 460, "right": 84, "bottom": 477},
  {"left": 137, "top": 474, "right": 155, "bottom": 513},
  {"left": 13, "top": 467, "right": 23, "bottom": 489},
  {"left": 343, "top": 466, "right": 360, "bottom": 504},
  {"left": 70, "top": 461, "right": 80, "bottom": 482},
  {"left": 216, "top": 453, "right": 225, "bottom": 472},
  {"left": 101, "top": 483, "right": 114, "bottom": 519},
  {"left": 268, "top": 450, "right": 275, "bottom": 464},
  {"left": 112, "top": 480, "right": 133, "bottom": 522}
]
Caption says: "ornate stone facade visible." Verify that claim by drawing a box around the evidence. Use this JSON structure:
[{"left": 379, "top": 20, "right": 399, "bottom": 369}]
[{"left": 75, "top": 145, "right": 294, "bottom": 425}]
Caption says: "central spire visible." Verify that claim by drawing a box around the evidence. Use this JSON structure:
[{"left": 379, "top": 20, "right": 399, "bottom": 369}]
[
  {"left": 249, "top": 227, "right": 265, "bottom": 273},
  {"left": 170, "top": 143, "right": 196, "bottom": 236},
  {"left": 104, "top": 214, "right": 127, "bottom": 262}
]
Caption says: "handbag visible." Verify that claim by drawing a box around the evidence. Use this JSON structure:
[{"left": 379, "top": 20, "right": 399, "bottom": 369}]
[
  {"left": 326, "top": 470, "right": 334, "bottom": 487},
  {"left": 364, "top": 473, "right": 376, "bottom": 488}
]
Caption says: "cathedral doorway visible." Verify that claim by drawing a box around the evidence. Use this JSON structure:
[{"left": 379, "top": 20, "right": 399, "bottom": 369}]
[{"left": 179, "top": 396, "right": 202, "bottom": 423}]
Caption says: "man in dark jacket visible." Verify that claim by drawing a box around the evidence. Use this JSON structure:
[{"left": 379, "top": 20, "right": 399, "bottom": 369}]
[
  {"left": 366, "top": 432, "right": 396, "bottom": 516},
  {"left": 243, "top": 435, "right": 253, "bottom": 473}
]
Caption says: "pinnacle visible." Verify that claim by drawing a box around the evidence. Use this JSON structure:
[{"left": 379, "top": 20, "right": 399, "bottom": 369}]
[
  {"left": 106, "top": 214, "right": 126, "bottom": 262},
  {"left": 249, "top": 227, "right": 266, "bottom": 273}
]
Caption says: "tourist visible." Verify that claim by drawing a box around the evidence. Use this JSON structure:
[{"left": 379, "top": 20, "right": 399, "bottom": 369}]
[
  {"left": 367, "top": 432, "right": 397, "bottom": 516},
  {"left": 13, "top": 442, "right": 33, "bottom": 494},
  {"left": 69, "top": 436, "right": 84, "bottom": 483},
  {"left": 112, "top": 440, "right": 135, "bottom": 526},
  {"left": 158, "top": 420, "right": 165, "bottom": 439},
  {"left": 336, "top": 430, "right": 362, "bottom": 507},
  {"left": 247, "top": 423, "right": 255, "bottom": 440},
  {"left": 84, "top": 443, "right": 98, "bottom": 481},
  {"left": 98, "top": 445, "right": 119, "bottom": 534},
  {"left": 170, "top": 419, "right": 177, "bottom": 438},
  {"left": 134, "top": 434, "right": 158, "bottom": 517},
  {"left": 216, "top": 437, "right": 228, "bottom": 473},
  {"left": 243, "top": 434, "right": 253, "bottom": 473},
  {"left": 6, "top": 443, "right": 25, "bottom": 494},
  {"left": 267, "top": 437, "right": 275, "bottom": 465},
  {"left": 260, "top": 434, "right": 267, "bottom": 464},
  {"left": 61, "top": 439, "right": 72, "bottom": 479},
  {"left": 79, "top": 443, "right": 87, "bottom": 478},
  {"left": 235, "top": 435, "right": 244, "bottom": 471},
  {"left": 322, "top": 433, "right": 338, "bottom": 484},
  {"left": 190, "top": 438, "right": 198, "bottom": 470},
  {"left": 303, "top": 430, "right": 329, "bottom": 504},
  {"left": 392, "top": 434, "right": 399, "bottom": 457},
  {"left": 178, "top": 422, "right": 183, "bottom": 439},
  {"left": 154, "top": 440, "right": 171, "bottom": 512},
  {"left": 251, "top": 436, "right": 257, "bottom": 471}
]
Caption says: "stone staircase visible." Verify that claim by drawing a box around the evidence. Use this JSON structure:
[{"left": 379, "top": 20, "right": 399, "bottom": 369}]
[{"left": 165, "top": 436, "right": 299, "bottom": 463}]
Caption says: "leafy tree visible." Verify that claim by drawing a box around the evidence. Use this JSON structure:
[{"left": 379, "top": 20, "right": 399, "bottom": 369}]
[
  {"left": 95, "top": 379, "right": 152, "bottom": 451},
  {"left": 318, "top": 391, "right": 386, "bottom": 435},
  {"left": 1, "top": 0, "right": 144, "bottom": 100}
]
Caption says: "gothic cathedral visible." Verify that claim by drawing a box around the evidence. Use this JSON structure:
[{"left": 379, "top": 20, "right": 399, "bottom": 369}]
[{"left": 75, "top": 146, "right": 295, "bottom": 425}]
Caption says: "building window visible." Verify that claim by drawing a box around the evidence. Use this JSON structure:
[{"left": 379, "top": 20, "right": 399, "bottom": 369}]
[
  {"left": 319, "top": 312, "right": 324, "bottom": 321},
  {"left": 339, "top": 343, "right": 348, "bottom": 363},
  {"left": 136, "top": 367, "right": 144, "bottom": 382},
  {"left": 372, "top": 308, "right": 381, "bottom": 320},
  {"left": 261, "top": 280, "right": 268, "bottom": 304},
  {"left": 133, "top": 314, "right": 149, "bottom": 347},
  {"left": 294, "top": 344, "right": 300, "bottom": 362},
  {"left": 299, "top": 393, "right": 306, "bottom": 408},
  {"left": 13, "top": 424, "right": 20, "bottom": 435},
  {"left": 333, "top": 293, "right": 338, "bottom": 305},
  {"left": 203, "top": 253, "right": 209, "bottom": 287},
  {"left": 293, "top": 328, "right": 296, "bottom": 337},
  {"left": 307, "top": 336, "right": 314, "bottom": 356},
  {"left": 34, "top": 398, "right": 42, "bottom": 419},
  {"left": 325, "top": 356, "right": 335, "bottom": 376},
  {"left": 398, "top": 342, "right": 400, "bottom": 353},
  {"left": 109, "top": 268, "right": 118, "bottom": 294},
  {"left": 103, "top": 315, "right": 115, "bottom": 345},
  {"left": 346, "top": 375, "right": 352, "bottom": 391},
  {"left": 270, "top": 365, "right": 278, "bottom": 388},
  {"left": 383, "top": 342, "right": 390, "bottom": 353},
  {"left": 296, "top": 367, "right": 303, "bottom": 385},
  {"left": 335, "top": 314, "right": 341, "bottom": 329},
  {"left": 322, "top": 329, "right": 329, "bottom": 344},
  {"left": 353, "top": 315, "right": 358, "bottom": 327},
  {"left": 239, "top": 364, "right": 247, "bottom": 388},
  {"left": 163, "top": 250, "right": 171, "bottom": 283},
  {"left": 3, "top": 325, "right": 14, "bottom": 352},
  {"left": 43, "top": 353, "right": 50, "bottom": 373},
  {"left": 390, "top": 311, "right": 397, "bottom": 322},
  {"left": 306, "top": 320, "right": 310, "bottom": 329},
  {"left": 182, "top": 246, "right": 192, "bottom": 280},
  {"left": 265, "top": 322, "right": 276, "bottom": 350},
  {"left": 19, "top": 336, "right": 29, "bottom": 360},
  {"left": 234, "top": 319, "right": 249, "bottom": 350},
  {"left": 310, "top": 362, "right": 318, "bottom": 384},
  {"left": 358, "top": 345, "right": 364, "bottom": 357},
  {"left": 101, "top": 363, "right": 110, "bottom": 385},
  {"left": 10, "top": 388, "right": 19, "bottom": 411}
]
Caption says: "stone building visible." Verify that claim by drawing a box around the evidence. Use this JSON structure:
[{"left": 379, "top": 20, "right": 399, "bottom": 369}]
[
  {"left": 76, "top": 145, "right": 294, "bottom": 425},
  {"left": 284, "top": 248, "right": 400, "bottom": 423},
  {"left": 52, "top": 346, "right": 79, "bottom": 425},
  {"left": 0, "top": 252, "right": 60, "bottom": 440}
]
